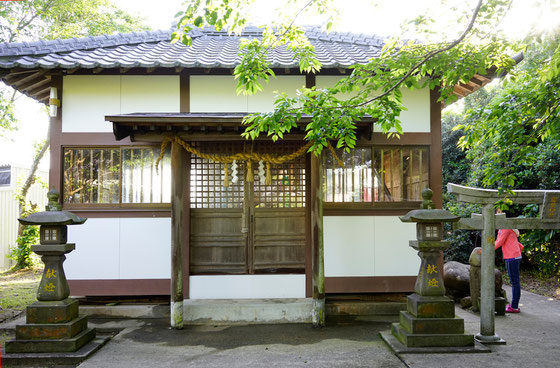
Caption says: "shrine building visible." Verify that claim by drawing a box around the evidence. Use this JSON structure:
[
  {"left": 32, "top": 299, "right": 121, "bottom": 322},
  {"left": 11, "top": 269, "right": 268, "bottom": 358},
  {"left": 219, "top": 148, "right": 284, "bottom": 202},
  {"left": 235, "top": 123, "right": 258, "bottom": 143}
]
[{"left": 0, "top": 27, "right": 490, "bottom": 321}]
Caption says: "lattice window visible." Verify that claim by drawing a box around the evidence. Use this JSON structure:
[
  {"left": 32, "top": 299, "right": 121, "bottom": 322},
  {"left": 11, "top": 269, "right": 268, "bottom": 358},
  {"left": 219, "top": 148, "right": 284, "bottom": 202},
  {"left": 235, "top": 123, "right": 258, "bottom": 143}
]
[
  {"left": 323, "top": 146, "right": 429, "bottom": 203},
  {"left": 253, "top": 142, "right": 306, "bottom": 208},
  {"left": 190, "top": 142, "right": 245, "bottom": 209},
  {"left": 64, "top": 148, "right": 121, "bottom": 204},
  {"left": 373, "top": 147, "right": 429, "bottom": 202},
  {"left": 324, "top": 148, "right": 372, "bottom": 203},
  {"left": 122, "top": 148, "right": 171, "bottom": 204},
  {"left": 63, "top": 147, "right": 170, "bottom": 205}
]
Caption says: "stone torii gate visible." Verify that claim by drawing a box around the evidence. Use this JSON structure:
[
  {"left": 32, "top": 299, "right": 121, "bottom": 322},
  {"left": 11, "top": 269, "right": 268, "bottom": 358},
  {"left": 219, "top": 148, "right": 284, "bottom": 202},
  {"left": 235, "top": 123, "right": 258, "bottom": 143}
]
[{"left": 447, "top": 183, "right": 560, "bottom": 344}]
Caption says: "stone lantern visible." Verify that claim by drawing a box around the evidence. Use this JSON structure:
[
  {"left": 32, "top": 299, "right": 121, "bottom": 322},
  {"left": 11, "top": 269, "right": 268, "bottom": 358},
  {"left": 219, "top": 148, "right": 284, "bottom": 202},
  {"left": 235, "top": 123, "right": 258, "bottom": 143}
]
[
  {"left": 5, "top": 189, "right": 96, "bottom": 354},
  {"left": 381, "top": 189, "right": 479, "bottom": 352}
]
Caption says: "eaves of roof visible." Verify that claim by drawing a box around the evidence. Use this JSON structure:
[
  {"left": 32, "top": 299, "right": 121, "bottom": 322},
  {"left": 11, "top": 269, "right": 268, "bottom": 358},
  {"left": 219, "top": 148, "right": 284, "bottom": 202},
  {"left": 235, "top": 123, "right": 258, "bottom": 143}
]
[{"left": 0, "top": 27, "right": 386, "bottom": 104}]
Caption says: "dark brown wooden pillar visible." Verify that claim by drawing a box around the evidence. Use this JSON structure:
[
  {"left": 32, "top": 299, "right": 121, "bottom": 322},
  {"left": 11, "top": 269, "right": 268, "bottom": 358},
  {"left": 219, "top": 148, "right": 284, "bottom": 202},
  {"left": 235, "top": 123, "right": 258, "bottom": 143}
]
[
  {"left": 429, "top": 88, "right": 443, "bottom": 209},
  {"left": 304, "top": 73, "right": 316, "bottom": 298},
  {"left": 311, "top": 153, "right": 325, "bottom": 327},
  {"left": 170, "top": 140, "right": 184, "bottom": 329},
  {"left": 49, "top": 74, "right": 62, "bottom": 192},
  {"left": 179, "top": 72, "right": 191, "bottom": 301}
]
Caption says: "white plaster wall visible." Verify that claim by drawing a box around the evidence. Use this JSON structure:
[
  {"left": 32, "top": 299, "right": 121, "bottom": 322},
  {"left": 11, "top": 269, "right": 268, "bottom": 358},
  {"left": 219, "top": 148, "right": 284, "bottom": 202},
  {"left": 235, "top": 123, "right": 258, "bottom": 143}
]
[
  {"left": 324, "top": 216, "right": 419, "bottom": 277},
  {"left": 66, "top": 217, "right": 171, "bottom": 280},
  {"left": 324, "top": 216, "right": 375, "bottom": 276},
  {"left": 119, "top": 218, "right": 171, "bottom": 279},
  {"left": 396, "top": 87, "right": 431, "bottom": 133},
  {"left": 316, "top": 76, "right": 431, "bottom": 133},
  {"left": 189, "top": 275, "right": 306, "bottom": 299},
  {"left": 373, "top": 216, "right": 419, "bottom": 276},
  {"left": 62, "top": 75, "right": 180, "bottom": 132},
  {"left": 66, "top": 218, "right": 120, "bottom": 279},
  {"left": 120, "top": 76, "right": 180, "bottom": 114},
  {"left": 190, "top": 76, "right": 247, "bottom": 112},
  {"left": 190, "top": 75, "right": 305, "bottom": 113},
  {"left": 315, "top": 75, "right": 358, "bottom": 101},
  {"left": 247, "top": 76, "right": 305, "bottom": 112},
  {"left": 62, "top": 76, "right": 120, "bottom": 132}
]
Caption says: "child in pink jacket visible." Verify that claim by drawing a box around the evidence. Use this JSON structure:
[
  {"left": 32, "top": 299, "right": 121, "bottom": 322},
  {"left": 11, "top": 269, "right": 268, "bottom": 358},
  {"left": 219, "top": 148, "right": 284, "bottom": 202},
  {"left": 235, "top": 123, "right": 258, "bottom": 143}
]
[{"left": 495, "top": 228, "right": 524, "bottom": 313}]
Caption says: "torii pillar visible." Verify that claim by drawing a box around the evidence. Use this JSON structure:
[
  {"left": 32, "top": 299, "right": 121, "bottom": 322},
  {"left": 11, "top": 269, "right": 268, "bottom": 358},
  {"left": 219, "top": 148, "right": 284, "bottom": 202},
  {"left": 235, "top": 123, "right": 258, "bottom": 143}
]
[{"left": 448, "top": 183, "right": 560, "bottom": 344}]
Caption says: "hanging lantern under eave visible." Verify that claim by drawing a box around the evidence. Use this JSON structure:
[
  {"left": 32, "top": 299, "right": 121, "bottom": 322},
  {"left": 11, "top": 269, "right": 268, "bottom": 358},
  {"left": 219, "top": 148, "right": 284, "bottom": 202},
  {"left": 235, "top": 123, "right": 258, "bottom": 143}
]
[{"left": 49, "top": 87, "right": 60, "bottom": 117}]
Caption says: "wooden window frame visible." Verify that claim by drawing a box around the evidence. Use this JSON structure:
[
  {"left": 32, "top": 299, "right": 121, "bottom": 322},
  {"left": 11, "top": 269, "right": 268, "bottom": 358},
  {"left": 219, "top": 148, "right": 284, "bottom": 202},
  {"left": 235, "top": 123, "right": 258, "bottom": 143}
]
[
  {"left": 323, "top": 145, "right": 430, "bottom": 213},
  {"left": 62, "top": 145, "right": 171, "bottom": 210}
]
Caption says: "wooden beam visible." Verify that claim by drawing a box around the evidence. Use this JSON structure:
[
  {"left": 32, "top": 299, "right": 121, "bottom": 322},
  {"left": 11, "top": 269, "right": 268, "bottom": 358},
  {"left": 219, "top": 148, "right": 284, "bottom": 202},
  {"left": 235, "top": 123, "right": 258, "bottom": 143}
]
[
  {"left": 37, "top": 90, "right": 50, "bottom": 103},
  {"left": 458, "top": 82, "right": 475, "bottom": 92},
  {"left": 11, "top": 70, "right": 48, "bottom": 89},
  {"left": 180, "top": 73, "right": 190, "bottom": 113},
  {"left": 471, "top": 74, "right": 490, "bottom": 85},
  {"left": 310, "top": 153, "right": 325, "bottom": 327},
  {"left": 24, "top": 75, "right": 51, "bottom": 91},
  {"left": 27, "top": 82, "right": 51, "bottom": 97},
  {"left": 4, "top": 69, "right": 42, "bottom": 83},
  {"left": 453, "top": 85, "right": 469, "bottom": 97},
  {"left": 170, "top": 140, "right": 184, "bottom": 329},
  {"left": 93, "top": 67, "right": 103, "bottom": 74}
]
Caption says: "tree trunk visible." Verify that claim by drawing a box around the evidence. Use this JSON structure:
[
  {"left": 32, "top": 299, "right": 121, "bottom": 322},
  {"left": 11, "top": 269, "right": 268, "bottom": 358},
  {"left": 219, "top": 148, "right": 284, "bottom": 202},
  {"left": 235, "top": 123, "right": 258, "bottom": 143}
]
[{"left": 13, "top": 121, "right": 50, "bottom": 270}]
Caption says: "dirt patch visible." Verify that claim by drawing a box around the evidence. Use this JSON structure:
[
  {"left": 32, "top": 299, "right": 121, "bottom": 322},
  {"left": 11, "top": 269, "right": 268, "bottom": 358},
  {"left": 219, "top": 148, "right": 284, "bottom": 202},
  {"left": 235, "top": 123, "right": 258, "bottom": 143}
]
[
  {"left": 502, "top": 270, "right": 560, "bottom": 300},
  {"left": 0, "top": 267, "right": 42, "bottom": 323}
]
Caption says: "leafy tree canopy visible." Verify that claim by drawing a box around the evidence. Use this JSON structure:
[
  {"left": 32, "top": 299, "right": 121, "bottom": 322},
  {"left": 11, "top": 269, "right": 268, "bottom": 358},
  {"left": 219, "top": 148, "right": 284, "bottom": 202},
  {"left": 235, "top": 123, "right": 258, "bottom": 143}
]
[
  {"left": 173, "top": 0, "right": 520, "bottom": 155},
  {"left": 0, "top": 0, "right": 149, "bottom": 134},
  {"left": 457, "top": 29, "right": 560, "bottom": 196}
]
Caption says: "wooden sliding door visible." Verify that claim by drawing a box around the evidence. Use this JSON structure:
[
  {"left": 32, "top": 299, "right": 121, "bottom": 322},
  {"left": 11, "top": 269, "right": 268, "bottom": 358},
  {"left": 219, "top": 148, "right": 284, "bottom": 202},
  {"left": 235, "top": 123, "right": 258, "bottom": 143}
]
[{"left": 189, "top": 142, "right": 306, "bottom": 275}]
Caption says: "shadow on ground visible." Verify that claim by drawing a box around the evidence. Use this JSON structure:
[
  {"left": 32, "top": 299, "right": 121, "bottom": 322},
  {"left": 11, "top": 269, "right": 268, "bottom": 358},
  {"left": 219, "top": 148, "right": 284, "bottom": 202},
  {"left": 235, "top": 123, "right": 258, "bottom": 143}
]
[{"left": 121, "top": 319, "right": 391, "bottom": 350}]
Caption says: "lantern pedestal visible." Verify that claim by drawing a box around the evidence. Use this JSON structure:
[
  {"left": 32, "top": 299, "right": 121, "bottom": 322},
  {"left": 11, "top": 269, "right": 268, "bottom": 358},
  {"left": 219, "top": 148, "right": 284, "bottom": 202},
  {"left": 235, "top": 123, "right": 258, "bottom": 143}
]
[
  {"left": 4, "top": 189, "right": 100, "bottom": 359},
  {"left": 380, "top": 188, "right": 489, "bottom": 353},
  {"left": 5, "top": 244, "right": 96, "bottom": 354},
  {"left": 32, "top": 243, "right": 74, "bottom": 301}
]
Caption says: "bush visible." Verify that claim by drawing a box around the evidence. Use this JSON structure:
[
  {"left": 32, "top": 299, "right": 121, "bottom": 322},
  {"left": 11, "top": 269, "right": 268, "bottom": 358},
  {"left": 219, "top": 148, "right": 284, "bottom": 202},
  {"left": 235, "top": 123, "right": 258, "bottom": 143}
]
[
  {"left": 443, "top": 195, "right": 482, "bottom": 264},
  {"left": 9, "top": 204, "right": 40, "bottom": 270}
]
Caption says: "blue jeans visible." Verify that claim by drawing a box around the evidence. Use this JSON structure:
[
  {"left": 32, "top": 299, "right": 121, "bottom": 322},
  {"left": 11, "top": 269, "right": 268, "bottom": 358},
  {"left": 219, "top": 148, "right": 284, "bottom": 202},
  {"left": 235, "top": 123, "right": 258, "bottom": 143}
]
[{"left": 505, "top": 258, "right": 521, "bottom": 309}]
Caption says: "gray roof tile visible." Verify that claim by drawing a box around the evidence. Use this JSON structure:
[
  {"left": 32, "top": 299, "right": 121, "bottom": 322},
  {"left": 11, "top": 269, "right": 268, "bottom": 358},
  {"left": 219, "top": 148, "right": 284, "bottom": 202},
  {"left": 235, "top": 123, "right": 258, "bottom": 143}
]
[{"left": 0, "top": 26, "right": 386, "bottom": 70}]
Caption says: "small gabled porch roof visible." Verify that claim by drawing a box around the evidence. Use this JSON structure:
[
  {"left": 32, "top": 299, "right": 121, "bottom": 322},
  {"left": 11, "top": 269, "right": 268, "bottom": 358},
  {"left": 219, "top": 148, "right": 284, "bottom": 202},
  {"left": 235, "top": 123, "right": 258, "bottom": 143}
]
[{"left": 105, "top": 112, "right": 377, "bottom": 142}]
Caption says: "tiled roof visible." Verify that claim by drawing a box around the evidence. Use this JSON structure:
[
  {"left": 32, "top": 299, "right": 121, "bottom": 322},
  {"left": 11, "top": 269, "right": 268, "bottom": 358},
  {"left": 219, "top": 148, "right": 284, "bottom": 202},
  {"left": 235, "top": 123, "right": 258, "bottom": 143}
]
[{"left": 0, "top": 27, "right": 385, "bottom": 70}]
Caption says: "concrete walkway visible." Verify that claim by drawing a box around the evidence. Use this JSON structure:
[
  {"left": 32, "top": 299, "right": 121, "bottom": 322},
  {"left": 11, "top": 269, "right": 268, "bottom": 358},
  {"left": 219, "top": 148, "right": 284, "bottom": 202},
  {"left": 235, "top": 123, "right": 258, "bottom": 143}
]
[{"left": 3, "top": 286, "right": 559, "bottom": 367}]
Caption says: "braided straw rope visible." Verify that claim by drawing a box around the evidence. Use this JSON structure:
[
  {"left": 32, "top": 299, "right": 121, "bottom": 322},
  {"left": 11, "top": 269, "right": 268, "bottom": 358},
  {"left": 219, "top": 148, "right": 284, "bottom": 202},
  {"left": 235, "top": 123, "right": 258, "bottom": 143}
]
[{"left": 155, "top": 135, "right": 344, "bottom": 184}]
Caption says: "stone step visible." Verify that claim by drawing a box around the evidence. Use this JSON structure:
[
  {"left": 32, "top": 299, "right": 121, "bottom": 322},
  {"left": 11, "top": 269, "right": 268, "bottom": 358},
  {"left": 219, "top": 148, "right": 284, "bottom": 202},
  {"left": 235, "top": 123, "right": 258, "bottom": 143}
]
[
  {"left": 26, "top": 299, "right": 79, "bottom": 324},
  {"left": 16, "top": 316, "right": 88, "bottom": 340},
  {"left": 184, "top": 298, "right": 312, "bottom": 324},
  {"left": 407, "top": 294, "right": 455, "bottom": 318},
  {"left": 391, "top": 323, "right": 474, "bottom": 348},
  {"left": 326, "top": 301, "right": 406, "bottom": 316},
  {"left": 399, "top": 312, "right": 464, "bottom": 334},
  {"left": 6, "top": 328, "right": 96, "bottom": 354}
]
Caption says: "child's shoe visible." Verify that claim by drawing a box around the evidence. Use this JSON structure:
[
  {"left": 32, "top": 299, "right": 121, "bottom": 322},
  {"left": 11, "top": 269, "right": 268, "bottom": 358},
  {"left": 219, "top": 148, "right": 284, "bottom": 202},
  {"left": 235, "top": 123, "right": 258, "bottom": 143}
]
[{"left": 505, "top": 304, "right": 520, "bottom": 313}]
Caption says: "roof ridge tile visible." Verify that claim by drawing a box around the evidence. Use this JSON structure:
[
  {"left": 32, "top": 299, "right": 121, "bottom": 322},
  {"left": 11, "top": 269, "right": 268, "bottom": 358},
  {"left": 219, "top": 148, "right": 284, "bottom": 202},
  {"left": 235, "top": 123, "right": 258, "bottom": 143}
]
[{"left": 0, "top": 27, "right": 386, "bottom": 71}]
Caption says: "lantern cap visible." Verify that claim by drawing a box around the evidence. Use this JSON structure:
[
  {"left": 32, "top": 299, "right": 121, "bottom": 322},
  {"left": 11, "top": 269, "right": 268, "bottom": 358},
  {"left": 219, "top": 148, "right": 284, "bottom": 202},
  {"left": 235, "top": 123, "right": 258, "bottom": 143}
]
[
  {"left": 400, "top": 209, "right": 460, "bottom": 223},
  {"left": 399, "top": 187, "right": 460, "bottom": 223},
  {"left": 18, "top": 210, "right": 87, "bottom": 226},
  {"left": 18, "top": 188, "right": 86, "bottom": 225}
]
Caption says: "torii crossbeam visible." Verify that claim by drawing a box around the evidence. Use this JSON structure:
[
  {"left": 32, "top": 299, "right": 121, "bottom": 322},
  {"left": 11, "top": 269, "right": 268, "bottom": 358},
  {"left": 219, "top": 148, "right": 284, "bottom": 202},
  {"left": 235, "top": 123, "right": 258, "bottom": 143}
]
[{"left": 447, "top": 183, "right": 560, "bottom": 344}]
